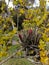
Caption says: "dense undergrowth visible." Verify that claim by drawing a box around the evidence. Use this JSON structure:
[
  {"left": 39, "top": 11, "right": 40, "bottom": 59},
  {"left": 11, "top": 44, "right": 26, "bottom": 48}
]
[{"left": 0, "top": 0, "right": 49, "bottom": 65}]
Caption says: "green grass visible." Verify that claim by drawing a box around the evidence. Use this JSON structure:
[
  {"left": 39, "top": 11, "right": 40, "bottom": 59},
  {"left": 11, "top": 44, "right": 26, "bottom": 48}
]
[
  {"left": 46, "top": 43, "right": 49, "bottom": 50},
  {"left": 8, "top": 44, "right": 21, "bottom": 54},
  {"left": 3, "top": 58, "right": 34, "bottom": 65},
  {"left": 12, "top": 35, "right": 19, "bottom": 41}
]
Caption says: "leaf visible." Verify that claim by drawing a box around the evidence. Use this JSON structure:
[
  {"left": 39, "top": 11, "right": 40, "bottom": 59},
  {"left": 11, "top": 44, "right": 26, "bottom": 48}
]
[{"left": 38, "top": 39, "right": 46, "bottom": 50}]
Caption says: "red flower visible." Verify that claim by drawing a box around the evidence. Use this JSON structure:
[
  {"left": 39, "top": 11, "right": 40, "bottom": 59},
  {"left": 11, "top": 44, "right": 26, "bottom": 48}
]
[{"left": 28, "top": 29, "right": 33, "bottom": 34}]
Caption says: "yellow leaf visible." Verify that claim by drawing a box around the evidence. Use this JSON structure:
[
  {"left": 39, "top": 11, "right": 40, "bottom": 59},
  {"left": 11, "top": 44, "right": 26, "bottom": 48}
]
[
  {"left": 41, "top": 56, "right": 48, "bottom": 64},
  {"left": 19, "top": 9, "right": 25, "bottom": 14},
  {"left": 39, "top": 39, "right": 46, "bottom": 50}
]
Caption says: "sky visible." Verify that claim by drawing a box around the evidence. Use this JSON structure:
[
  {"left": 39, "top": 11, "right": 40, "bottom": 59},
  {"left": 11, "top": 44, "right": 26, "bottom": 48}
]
[{"left": 5, "top": 0, "right": 49, "bottom": 8}]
